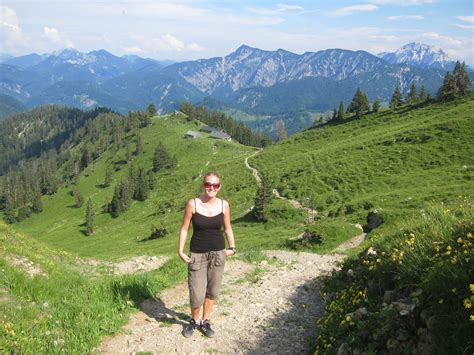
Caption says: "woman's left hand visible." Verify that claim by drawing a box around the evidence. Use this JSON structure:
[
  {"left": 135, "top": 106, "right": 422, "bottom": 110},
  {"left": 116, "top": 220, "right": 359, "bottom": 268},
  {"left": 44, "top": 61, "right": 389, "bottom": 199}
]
[{"left": 225, "top": 249, "right": 235, "bottom": 257}]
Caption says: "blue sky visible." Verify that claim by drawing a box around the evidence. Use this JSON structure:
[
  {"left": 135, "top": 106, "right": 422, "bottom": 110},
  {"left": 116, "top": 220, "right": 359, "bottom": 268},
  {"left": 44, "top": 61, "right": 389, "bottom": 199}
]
[{"left": 1, "top": 0, "right": 473, "bottom": 64}]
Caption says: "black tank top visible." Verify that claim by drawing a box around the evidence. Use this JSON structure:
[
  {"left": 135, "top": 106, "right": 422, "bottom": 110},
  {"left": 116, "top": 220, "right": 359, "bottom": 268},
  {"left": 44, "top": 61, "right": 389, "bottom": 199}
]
[{"left": 190, "top": 198, "right": 225, "bottom": 253}]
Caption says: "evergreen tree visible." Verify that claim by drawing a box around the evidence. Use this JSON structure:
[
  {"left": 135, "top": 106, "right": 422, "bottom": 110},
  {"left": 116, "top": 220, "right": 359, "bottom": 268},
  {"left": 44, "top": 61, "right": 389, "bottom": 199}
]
[
  {"left": 337, "top": 101, "right": 345, "bottom": 121},
  {"left": 406, "top": 83, "right": 419, "bottom": 104},
  {"left": 153, "top": 143, "right": 176, "bottom": 172},
  {"left": 331, "top": 109, "right": 337, "bottom": 121},
  {"left": 389, "top": 87, "right": 403, "bottom": 110},
  {"left": 3, "top": 196, "right": 16, "bottom": 224},
  {"left": 73, "top": 188, "right": 84, "bottom": 208},
  {"left": 133, "top": 167, "right": 149, "bottom": 201},
  {"left": 17, "top": 206, "right": 31, "bottom": 222},
  {"left": 31, "top": 190, "right": 43, "bottom": 213},
  {"left": 419, "top": 85, "right": 428, "bottom": 102},
  {"left": 80, "top": 146, "right": 91, "bottom": 170},
  {"left": 147, "top": 103, "right": 157, "bottom": 117},
  {"left": 109, "top": 181, "right": 132, "bottom": 217},
  {"left": 453, "top": 61, "right": 471, "bottom": 95},
  {"left": 372, "top": 97, "right": 381, "bottom": 112},
  {"left": 347, "top": 88, "right": 370, "bottom": 117},
  {"left": 135, "top": 133, "right": 143, "bottom": 156},
  {"left": 104, "top": 165, "right": 113, "bottom": 188},
  {"left": 253, "top": 176, "right": 272, "bottom": 222},
  {"left": 276, "top": 119, "right": 287, "bottom": 142},
  {"left": 438, "top": 72, "right": 456, "bottom": 100},
  {"left": 147, "top": 169, "right": 156, "bottom": 190},
  {"left": 126, "top": 143, "right": 133, "bottom": 162},
  {"left": 85, "top": 197, "right": 94, "bottom": 236}
]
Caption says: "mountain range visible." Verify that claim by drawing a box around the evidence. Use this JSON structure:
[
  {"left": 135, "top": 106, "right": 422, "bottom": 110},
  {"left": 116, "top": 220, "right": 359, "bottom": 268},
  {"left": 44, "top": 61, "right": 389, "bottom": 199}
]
[{"left": 0, "top": 42, "right": 468, "bottom": 132}]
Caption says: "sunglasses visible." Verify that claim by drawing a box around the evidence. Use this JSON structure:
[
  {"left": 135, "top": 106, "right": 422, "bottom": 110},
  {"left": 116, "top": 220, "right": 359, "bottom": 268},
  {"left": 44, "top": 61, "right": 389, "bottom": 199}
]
[{"left": 204, "top": 182, "right": 221, "bottom": 189}]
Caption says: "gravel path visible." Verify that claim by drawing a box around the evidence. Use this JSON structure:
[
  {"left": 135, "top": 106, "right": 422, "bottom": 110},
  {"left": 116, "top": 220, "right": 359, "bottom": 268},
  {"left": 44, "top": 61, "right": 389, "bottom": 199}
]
[{"left": 99, "top": 251, "right": 346, "bottom": 354}]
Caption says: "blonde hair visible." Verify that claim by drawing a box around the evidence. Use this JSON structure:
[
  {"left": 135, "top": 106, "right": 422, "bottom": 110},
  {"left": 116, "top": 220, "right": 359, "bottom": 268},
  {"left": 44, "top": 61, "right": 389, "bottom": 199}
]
[{"left": 203, "top": 172, "right": 221, "bottom": 184}]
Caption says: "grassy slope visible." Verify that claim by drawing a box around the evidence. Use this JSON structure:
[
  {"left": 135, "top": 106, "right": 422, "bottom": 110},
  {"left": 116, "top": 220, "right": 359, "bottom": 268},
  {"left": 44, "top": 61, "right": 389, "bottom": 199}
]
[
  {"left": 13, "top": 114, "right": 308, "bottom": 260},
  {"left": 251, "top": 95, "right": 474, "bottom": 224},
  {"left": 0, "top": 222, "right": 187, "bottom": 352}
]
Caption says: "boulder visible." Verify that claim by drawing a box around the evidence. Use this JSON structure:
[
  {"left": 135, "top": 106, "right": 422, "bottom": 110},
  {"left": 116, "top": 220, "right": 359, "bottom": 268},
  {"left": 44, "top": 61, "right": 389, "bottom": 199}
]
[{"left": 364, "top": 211, "right": 384, "bottom": 232}]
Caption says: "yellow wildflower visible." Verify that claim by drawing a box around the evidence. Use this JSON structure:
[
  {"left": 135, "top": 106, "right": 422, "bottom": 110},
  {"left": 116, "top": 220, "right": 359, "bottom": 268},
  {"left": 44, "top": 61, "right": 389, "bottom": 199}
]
[
  {"left": 438, "top": 299, "right": 444, "bottom": 304},
  {"left": 470, "top": 284, "right": 474, "bottom": 293},
  {"left": 470, "top": 315, "right": 474, "bottom": 322},
  {"left": 464, "top": 299, "right": 472, "bottom": 309}
]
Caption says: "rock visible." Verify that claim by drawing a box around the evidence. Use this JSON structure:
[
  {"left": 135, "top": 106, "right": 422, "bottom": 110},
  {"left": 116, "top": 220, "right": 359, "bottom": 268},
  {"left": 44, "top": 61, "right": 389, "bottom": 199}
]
[
  {"left": 417, "top": 328, "right": 438, "bottom": 355},
  {"left": 364, "top": 211, "right": 384, "bottom": 233},
  {"left": 260, "top": 260, "right": 268, "bottom": 267},
  {"left": 391, "top": 301, "right": 416, "bottom": 316},
  {"left": 426, "top": 316, "right": 436, "bottom": 331},
  {"left": 383, "top": 290, "right": 397, "bottom": 304},
  {"left": 337, "top": 342, "right": 350, "bottom": 355}
]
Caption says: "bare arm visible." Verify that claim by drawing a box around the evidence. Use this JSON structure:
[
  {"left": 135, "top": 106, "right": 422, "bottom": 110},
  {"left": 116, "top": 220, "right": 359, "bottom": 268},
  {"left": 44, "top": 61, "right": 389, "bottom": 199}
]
[
  {"left": 178, "top": 199, "right": 194, "bottom": 263},
  {"left": 223, "top": 200, "right": 236, "bottom": 256}
]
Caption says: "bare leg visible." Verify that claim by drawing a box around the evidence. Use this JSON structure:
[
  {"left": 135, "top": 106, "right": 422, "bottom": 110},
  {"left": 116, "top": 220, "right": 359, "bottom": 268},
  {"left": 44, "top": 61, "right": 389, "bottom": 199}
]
[
  {"left": 191, "top": 307, "right": 200, "bottom": 321},
  {"left": 202, "top": 297, "right": 214, "bottom": 320}
]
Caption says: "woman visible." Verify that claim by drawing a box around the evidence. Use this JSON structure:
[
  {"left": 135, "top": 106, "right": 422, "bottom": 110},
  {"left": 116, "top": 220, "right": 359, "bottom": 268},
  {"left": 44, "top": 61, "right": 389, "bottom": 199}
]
[{"left": 178, "top": 172, "right": 236, "bottom": 338}]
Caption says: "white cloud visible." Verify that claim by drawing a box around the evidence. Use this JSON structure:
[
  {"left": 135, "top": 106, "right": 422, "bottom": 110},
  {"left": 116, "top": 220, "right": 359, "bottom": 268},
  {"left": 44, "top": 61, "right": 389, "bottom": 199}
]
[
  {"left": 122, "top": 46, "right": 143, "bottom": 53},
  {"left": 44, "top": 27, "right": 61, "bottom": 43},
  {"left": 329, "top": 4, "right": 378, "bottom": 17},
  {"left": 276, "top": 4, "right": 305, "bottom": 13},
  {"left": 128, "top": 33, "right": 203, "bottom": 54},
  {"left": 453, "top": 24, "right": 474, "bottom": 30},
  {"left": 43, "top": 26, "right": 74, "bottom": 48},
  {"left": 421, "top": 31, "right": 462, "bottom": 46},
  {"left": 0, "top": 6, "right": 26, "bottom": 52},
  {"left": 388, "top": 15, "right": 424, "bottom": 20},
  {"left": 456, "top": 16, "right": 474, "bottom": 23}
]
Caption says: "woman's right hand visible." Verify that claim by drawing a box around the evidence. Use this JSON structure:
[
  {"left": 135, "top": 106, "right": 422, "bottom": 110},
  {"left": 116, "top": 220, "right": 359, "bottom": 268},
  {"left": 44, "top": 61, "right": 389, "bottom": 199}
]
[{"left": 178, "top": 252, "right": 191, "bottom": 263}]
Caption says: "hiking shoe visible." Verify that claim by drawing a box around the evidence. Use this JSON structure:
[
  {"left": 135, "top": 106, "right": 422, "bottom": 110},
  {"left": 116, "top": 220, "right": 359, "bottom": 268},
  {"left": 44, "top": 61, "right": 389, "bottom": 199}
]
[
  {"left": 199, "top": 319, "right": 215, "bottom": 338},
  {"left": 182, "top": 319, "right": 198, "bottom": 338}
]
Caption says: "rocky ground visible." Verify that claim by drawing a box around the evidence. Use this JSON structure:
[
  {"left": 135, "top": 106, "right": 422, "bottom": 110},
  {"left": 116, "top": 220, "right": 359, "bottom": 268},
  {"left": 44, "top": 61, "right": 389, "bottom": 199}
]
[{"left": 99, "top": 250, "right": 352, "bottom": 354}]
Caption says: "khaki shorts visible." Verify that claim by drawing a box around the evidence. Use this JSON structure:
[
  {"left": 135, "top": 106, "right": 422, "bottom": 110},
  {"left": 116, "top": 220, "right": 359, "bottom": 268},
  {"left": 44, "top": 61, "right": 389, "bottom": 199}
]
[{"left": 188, "top": 249, "right": 227, "bottom": 308}]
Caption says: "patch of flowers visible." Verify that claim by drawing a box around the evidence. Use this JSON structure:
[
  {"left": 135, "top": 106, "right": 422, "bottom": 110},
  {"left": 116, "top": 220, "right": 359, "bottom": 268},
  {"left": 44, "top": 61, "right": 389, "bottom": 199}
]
[{"left": 315, "top": 201, "right": 473, "bottom": 354}]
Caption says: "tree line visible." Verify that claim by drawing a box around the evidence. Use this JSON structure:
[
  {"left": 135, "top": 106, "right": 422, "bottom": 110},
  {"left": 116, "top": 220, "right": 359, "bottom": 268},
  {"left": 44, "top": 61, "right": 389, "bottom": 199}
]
[
  {"left": 326, "top": 60, "right": 471, "bottom": 124},
  {"left": 180, "top": 102, "right": 272, "bottom": 147}
]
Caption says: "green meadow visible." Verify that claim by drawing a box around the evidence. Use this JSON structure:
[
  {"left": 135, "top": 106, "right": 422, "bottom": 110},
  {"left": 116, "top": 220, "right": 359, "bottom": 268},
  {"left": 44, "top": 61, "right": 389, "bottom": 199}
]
[
  {"left": 13, "top": 113, "right": 309, "bottom": 260},
  {"left": 251, "top": 94, "right": 474, "bottom": 225},
  {"left": 2, "top": 94, "right": 473, "bottom": 353}
]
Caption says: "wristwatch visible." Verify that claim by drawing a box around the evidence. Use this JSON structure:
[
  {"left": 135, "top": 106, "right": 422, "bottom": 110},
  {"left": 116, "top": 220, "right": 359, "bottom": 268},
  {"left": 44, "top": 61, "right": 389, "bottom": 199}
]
[{"left": 228, "top": 247, "right": 236, "bottom": 255}]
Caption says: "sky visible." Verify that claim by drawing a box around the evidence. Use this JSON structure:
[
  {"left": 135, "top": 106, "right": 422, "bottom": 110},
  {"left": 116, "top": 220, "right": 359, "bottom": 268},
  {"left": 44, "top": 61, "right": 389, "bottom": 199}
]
[{"left": 1, "top": 0, "right": 473, "bottom": 64}]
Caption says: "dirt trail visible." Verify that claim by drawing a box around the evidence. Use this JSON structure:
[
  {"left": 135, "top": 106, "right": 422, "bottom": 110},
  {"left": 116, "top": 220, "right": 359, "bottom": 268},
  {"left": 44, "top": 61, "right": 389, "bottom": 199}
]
[{"left": 99, "top": 251, "right": 351, "bottom": 354}]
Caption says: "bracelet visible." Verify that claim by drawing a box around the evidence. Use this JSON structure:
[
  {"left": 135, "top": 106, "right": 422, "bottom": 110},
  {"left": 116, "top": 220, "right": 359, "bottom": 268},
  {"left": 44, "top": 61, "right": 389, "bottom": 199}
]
[{"left": 228, "top": 247, "right": 236, "bottom": 255}]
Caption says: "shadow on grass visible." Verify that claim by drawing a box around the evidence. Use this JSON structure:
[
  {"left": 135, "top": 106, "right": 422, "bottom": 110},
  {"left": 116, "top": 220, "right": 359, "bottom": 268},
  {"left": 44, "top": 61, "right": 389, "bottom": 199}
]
[
  {"left": 235, "top": 275, "right": 327, "bottom": 353},
  {"left": 111, "top": 279, "right": 190, "bottom": 329},
  {"left": 232, "top": 211, "right": 260, "bottom": 225}
]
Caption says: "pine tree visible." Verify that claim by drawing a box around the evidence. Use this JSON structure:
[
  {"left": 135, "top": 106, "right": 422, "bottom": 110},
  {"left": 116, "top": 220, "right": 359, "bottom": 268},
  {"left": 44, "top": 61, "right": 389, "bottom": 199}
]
[
  {"left": 389, "top": 87, "right": 403, "bottom": 110},
  {"left": 372, "top": 97, "right": 381, "bottom": 112},
  {"left": 73, "top": 188, "right": 84, "bottom": 208},
  {"left": 276, "top": 119, "right": 287, "bottom": 142},
  {"left": 3, "top": 196, "right": 16, "bottom": 224},
  {"left": 85, "top": 197, "right": 94, "bottom": 236},
  {"left": 135, "top": 133, "right": 143, "bottom": 156},
  {"left": 31, "top": 190, "right": 43, "bottom": 213},
  {"left": 104, "top": 166, "right": 113, "bottom": 187},
  {"left": 147, "top": 169, "right": 156, "bottom": 190},
  {"left": 337, "top": 101, "right": 345, "bottom": 121},
  {"left": 438, "top": 72, "right": 456, "bottom": 100},
  {"left": 419, "top": 85, "right": 428, "bottom": 102},
  {"left": 147, "top": 103, "right": 157, "bottom": 117},
  {"left": 347, "top": 88, "right": 370, "bottom": 117},
  {"left": 153, "top": 143, "right": 176, "bottom": 172},
  {"left": 331, "top": 109, "right": 337, "bottom": 121},
  {"left": 133, "top": 167, "right": 149, "bottom": 201},
  {"left": 253, "top": 176, "right": 272, "bottom": 222},
  {"left": 406, "top": 83, "right": 419, "bottom": 104},
  {"left": 453, "top": 61, "right": 471, "bottom": 95},
  {"left": 81, "top": 146, "right": 91, "bottom": 170}
]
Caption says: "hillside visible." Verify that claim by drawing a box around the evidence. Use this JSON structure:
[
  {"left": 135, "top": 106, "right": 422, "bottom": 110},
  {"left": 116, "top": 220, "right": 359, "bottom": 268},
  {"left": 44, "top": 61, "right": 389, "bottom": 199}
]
[
  {"left": 11, "top": 112, "right": 308, "bottom": 259},
  {"left": 251, "top": 94, "right": 474, "bottom": 223}
]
